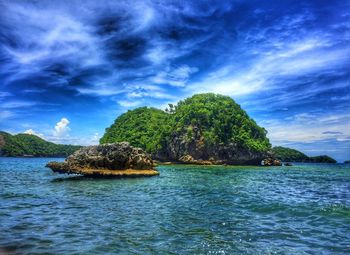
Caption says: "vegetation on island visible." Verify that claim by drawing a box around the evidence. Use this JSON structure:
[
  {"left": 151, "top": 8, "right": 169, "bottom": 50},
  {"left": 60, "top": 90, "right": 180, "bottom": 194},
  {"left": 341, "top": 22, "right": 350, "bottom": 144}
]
[
  {"left": 0, "top": 131, "right": 81, "bottom": 157},
  {"left": 172, "top": 93, "right": 271, "bottom": 153},
  {"left": 272, "top": 146, "right": 309, "bottom": 162},
  {"left": 272, "top": 146, "right": 337, "bottom": 163},
  {"left": 307, "top": 155, "right": 337, "bottom": 163},
  {"left": 101, "top": 93, "right": 271, "bottom": 164},
  {"left": 100, "top": 107, "right": 171, "bottom": 155},
  {"left": 345, "top": 160, "right": 350, "bottom": 164}
]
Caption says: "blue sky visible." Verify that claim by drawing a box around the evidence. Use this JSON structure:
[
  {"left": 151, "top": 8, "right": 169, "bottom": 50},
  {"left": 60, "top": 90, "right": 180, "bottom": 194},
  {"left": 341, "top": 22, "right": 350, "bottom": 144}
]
[{"left": 0, "top": 0, "right": 349, "bottom": 161}]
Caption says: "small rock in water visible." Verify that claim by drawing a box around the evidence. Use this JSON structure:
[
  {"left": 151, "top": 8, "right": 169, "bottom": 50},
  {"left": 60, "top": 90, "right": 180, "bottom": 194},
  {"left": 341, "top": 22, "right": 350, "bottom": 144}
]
[
  {"left": 261, "top": 158, "right": 282, "bottom": 166},
  {"left": 46, "top": 142, "right": 159, "bottom": 177}
]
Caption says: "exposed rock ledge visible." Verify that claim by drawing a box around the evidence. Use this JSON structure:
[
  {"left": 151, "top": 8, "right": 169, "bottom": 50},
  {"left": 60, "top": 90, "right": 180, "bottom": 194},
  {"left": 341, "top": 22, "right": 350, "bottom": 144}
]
[{"left": 46, "top": 142, "right": 159, "bottom": 177}]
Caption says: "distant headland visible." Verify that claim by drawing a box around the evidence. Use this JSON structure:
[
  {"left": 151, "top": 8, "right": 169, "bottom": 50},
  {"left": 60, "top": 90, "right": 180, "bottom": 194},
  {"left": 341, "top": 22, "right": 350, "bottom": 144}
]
[
  {"left": 272, "top": 146, "right": 337, "bottom": 163},
  {"left": 0, "top": 131, "right": 81, "bottom": 157}
]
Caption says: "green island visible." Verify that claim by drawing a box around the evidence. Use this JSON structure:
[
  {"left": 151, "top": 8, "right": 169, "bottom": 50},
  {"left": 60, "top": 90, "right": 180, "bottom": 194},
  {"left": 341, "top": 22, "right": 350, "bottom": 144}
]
[
  {"left": 1, "top": 93, "right": 337, "bottom": 165},
  {"left": 0, "top": 131, "right": 81, "bottom": 157},
  {"left": 272, "top": 146, "right": 337, "bottom": 163},
  {"left": 101, "top": 93, "right": 271, "bottom": 165}
]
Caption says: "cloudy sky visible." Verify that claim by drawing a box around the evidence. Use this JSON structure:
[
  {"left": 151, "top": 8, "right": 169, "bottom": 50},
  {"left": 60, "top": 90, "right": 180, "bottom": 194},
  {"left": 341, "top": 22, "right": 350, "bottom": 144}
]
[{"left": 0, "top": 0, "right": 349, "bottom": 161}]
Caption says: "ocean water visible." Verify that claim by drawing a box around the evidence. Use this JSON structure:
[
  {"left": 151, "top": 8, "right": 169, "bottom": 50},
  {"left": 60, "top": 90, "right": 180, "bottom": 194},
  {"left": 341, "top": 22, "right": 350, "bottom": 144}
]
[{"left": 0, "top": 158, "right": 350, "bottom": 255}]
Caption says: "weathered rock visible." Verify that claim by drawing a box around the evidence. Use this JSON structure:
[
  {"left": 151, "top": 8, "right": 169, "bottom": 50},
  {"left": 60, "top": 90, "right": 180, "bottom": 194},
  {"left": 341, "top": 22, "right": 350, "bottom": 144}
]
[
  {"left": 46, "top": 142, "right": 159, "bottom": 177},
  {"left": 261, "top": 158, "right": 282, "bottom": 166}
]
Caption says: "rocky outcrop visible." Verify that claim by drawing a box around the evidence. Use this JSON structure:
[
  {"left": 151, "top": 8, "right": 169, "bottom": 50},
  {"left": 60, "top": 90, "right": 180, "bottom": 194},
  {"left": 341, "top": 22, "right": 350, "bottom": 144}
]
[
  {"left": 46, "top": 142, "right": 159, "bottom": 177},
  {"left": 261, "top": 158, "right": 282, "bottom": 166},
  {"left": 178, "top": 154, "right": 213, "bottom": 165}
]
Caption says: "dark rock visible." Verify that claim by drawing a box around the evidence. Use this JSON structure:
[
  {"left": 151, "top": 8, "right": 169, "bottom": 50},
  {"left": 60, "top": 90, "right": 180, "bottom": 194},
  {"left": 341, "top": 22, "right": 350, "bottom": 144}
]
[
  {"left": 284, "top": 162, "right": 293, "bottom": 166},
  {"left": 261, "top": 158, "right": 282, "bottom": 166},
  {"left": 46, "top": 142, "right": 159, "bottom": 177}
]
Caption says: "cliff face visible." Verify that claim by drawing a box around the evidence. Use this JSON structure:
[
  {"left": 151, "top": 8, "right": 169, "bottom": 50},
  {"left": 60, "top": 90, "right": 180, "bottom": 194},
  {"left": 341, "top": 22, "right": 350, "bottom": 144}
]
[
  {"left": 167, "top": 125, "right": 267, "bottom": 165},
  {"left": 101, "top": 93, "right": 272, "bottom": 165}
]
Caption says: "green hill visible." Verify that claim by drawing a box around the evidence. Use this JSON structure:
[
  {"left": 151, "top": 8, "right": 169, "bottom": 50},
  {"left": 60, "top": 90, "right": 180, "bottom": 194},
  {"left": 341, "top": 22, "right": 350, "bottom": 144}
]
[
  {"left": 0, "top": 131, "right": 81, "bottom": 157},
  {"left": 272, "top": 146, "right": 309, "bottom": 162},
  {"left": 272, "top": 146, "right": 336, "bottom": 163},
  {"left": 101, "top": 93, "right": 271, "bottom": 164},
  {"left": 307, "top": 155, "right": 337, "bottom": 163}
]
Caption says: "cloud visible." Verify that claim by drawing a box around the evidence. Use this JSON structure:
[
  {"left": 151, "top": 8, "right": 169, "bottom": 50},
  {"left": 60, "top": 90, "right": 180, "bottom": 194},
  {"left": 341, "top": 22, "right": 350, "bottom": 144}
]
[
  {"left": 0, "top": 92, "right": 12, "bottom": 98},
  {"left": 262, "top": 112, "right": 350, "bottom": 144},
  {"left": 117, "top": 100, "right": 142, "bottom": 108},
  {"left": 1, "top": 101, "right": 36, "bottom": 109},
  {"left": 91, "top": 133, "right": 100, "bottom": 145},
  {"left": 1, "top": 0, "right": 349, "bottom": 160},
  {"left": 152, "top": 65, "right": 198, "bottom": 87},
  {"left": 23, "top": 129, "right": 45, "bottom": 139},
  {"left": 322, "top": 131, "right": 343, "bottom": 135},
  {"left": 0, "top": 110, "right": 14, "bottom": 120},
  {"left": 53, "top": 118, "right": 71, "bottom": 137}
]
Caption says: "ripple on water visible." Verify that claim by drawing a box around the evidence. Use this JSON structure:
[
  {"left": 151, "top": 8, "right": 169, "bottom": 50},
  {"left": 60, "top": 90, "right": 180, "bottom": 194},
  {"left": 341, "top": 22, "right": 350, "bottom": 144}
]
[{"left": 1, "top": 159, "right": 350, "bottom": 254}]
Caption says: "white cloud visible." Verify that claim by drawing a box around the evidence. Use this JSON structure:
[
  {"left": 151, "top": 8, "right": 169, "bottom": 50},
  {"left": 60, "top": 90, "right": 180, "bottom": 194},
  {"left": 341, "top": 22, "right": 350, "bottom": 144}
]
[
  {"left": 118, "top": 100, "right": 142, "bottom": 108},
  {"left": 152, "top": 65, "right": 198, "bottom": 87},
  {"left": 0, "top": 110, "right": 14, "bottom": 120},
  {"left": 262, "top": 113, "right": 350, "bottom": 145},
  {"left": 0, "top": 92, "right": 12, "bottom": 98},
  {"left": 187, "top": 36, "right": 349, "bottom": 97},
  {"left": 2, "top": 101, "right": 36, "bottom": 109},
  {"left": 23, "top": 129, "right": 45, "bottom": 139},
  {"left": 91, "top": 133, "right": 100, "bottom": 145},
  {"left": 53, "top": 118, "right": 71, "bottom": 137}
]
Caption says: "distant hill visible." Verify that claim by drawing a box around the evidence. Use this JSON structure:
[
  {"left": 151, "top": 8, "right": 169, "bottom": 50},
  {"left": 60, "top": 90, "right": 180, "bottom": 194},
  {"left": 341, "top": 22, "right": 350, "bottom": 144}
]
[
  {"left": 271, "top": 146, "right": 309, "bottom": 162},
  {"left": 0, "top": 131, "right": 81, "bottom": 157},
  {"left": 307, "top": 155, "right": 337, "bottom": 163},
  {"left": 272, "top": 146, "right": 337, "bottom": 163}
]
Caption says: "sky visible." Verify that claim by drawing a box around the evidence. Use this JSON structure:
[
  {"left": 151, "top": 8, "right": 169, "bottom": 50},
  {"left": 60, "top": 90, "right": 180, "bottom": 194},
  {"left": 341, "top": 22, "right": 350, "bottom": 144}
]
[{"left": 0, "top": 0, "right": 349, "bottom": 161}]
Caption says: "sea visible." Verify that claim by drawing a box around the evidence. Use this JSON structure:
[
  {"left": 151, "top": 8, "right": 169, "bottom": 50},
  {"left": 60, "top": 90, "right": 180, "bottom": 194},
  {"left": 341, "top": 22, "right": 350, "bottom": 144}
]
[{"left": 0, "top": 157, "right": 349, "bottom": 254}]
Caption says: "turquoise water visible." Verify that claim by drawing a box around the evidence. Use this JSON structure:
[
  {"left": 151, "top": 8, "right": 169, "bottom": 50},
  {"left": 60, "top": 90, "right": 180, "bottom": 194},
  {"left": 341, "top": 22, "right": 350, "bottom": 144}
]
[{"left": 0, "top": 158, "right": 350, "bottom": 254}]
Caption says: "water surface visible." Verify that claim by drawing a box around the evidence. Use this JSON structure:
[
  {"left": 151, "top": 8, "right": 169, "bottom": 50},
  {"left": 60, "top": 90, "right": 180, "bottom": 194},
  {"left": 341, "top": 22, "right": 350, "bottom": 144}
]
[{"left": 1, "top": 158, "right": 350, "bottom": 254}]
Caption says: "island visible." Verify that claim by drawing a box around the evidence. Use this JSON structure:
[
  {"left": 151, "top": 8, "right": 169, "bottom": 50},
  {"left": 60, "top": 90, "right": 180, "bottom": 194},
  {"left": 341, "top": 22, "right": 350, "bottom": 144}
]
[
  {"left": 272, "top": 146, "right": 337, "bottom": 163},
  {"left": 46, "top": 142, "right": 159, "bottom": 177},
  {"left": 101, "top": 93, "right": 278, "bottom": 166},
  {"left": 0, "top": 131, "right": 81, "bottom": 157}
]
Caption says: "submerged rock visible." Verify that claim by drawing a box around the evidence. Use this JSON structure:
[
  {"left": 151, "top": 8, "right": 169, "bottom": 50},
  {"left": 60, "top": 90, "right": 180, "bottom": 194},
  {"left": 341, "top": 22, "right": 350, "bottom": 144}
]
[{"left": 46, "top": 142, "right": 159, "bottom": 177}]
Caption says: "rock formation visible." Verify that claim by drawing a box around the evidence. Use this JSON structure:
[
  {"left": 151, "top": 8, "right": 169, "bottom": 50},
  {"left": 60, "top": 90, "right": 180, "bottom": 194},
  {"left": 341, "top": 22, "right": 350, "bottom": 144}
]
[
  {"left": 261, "top": 158, "right": 282, "bottom": 166},
  {"left": 46, "top": 142, "right": 159, "bottom": 177}
]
